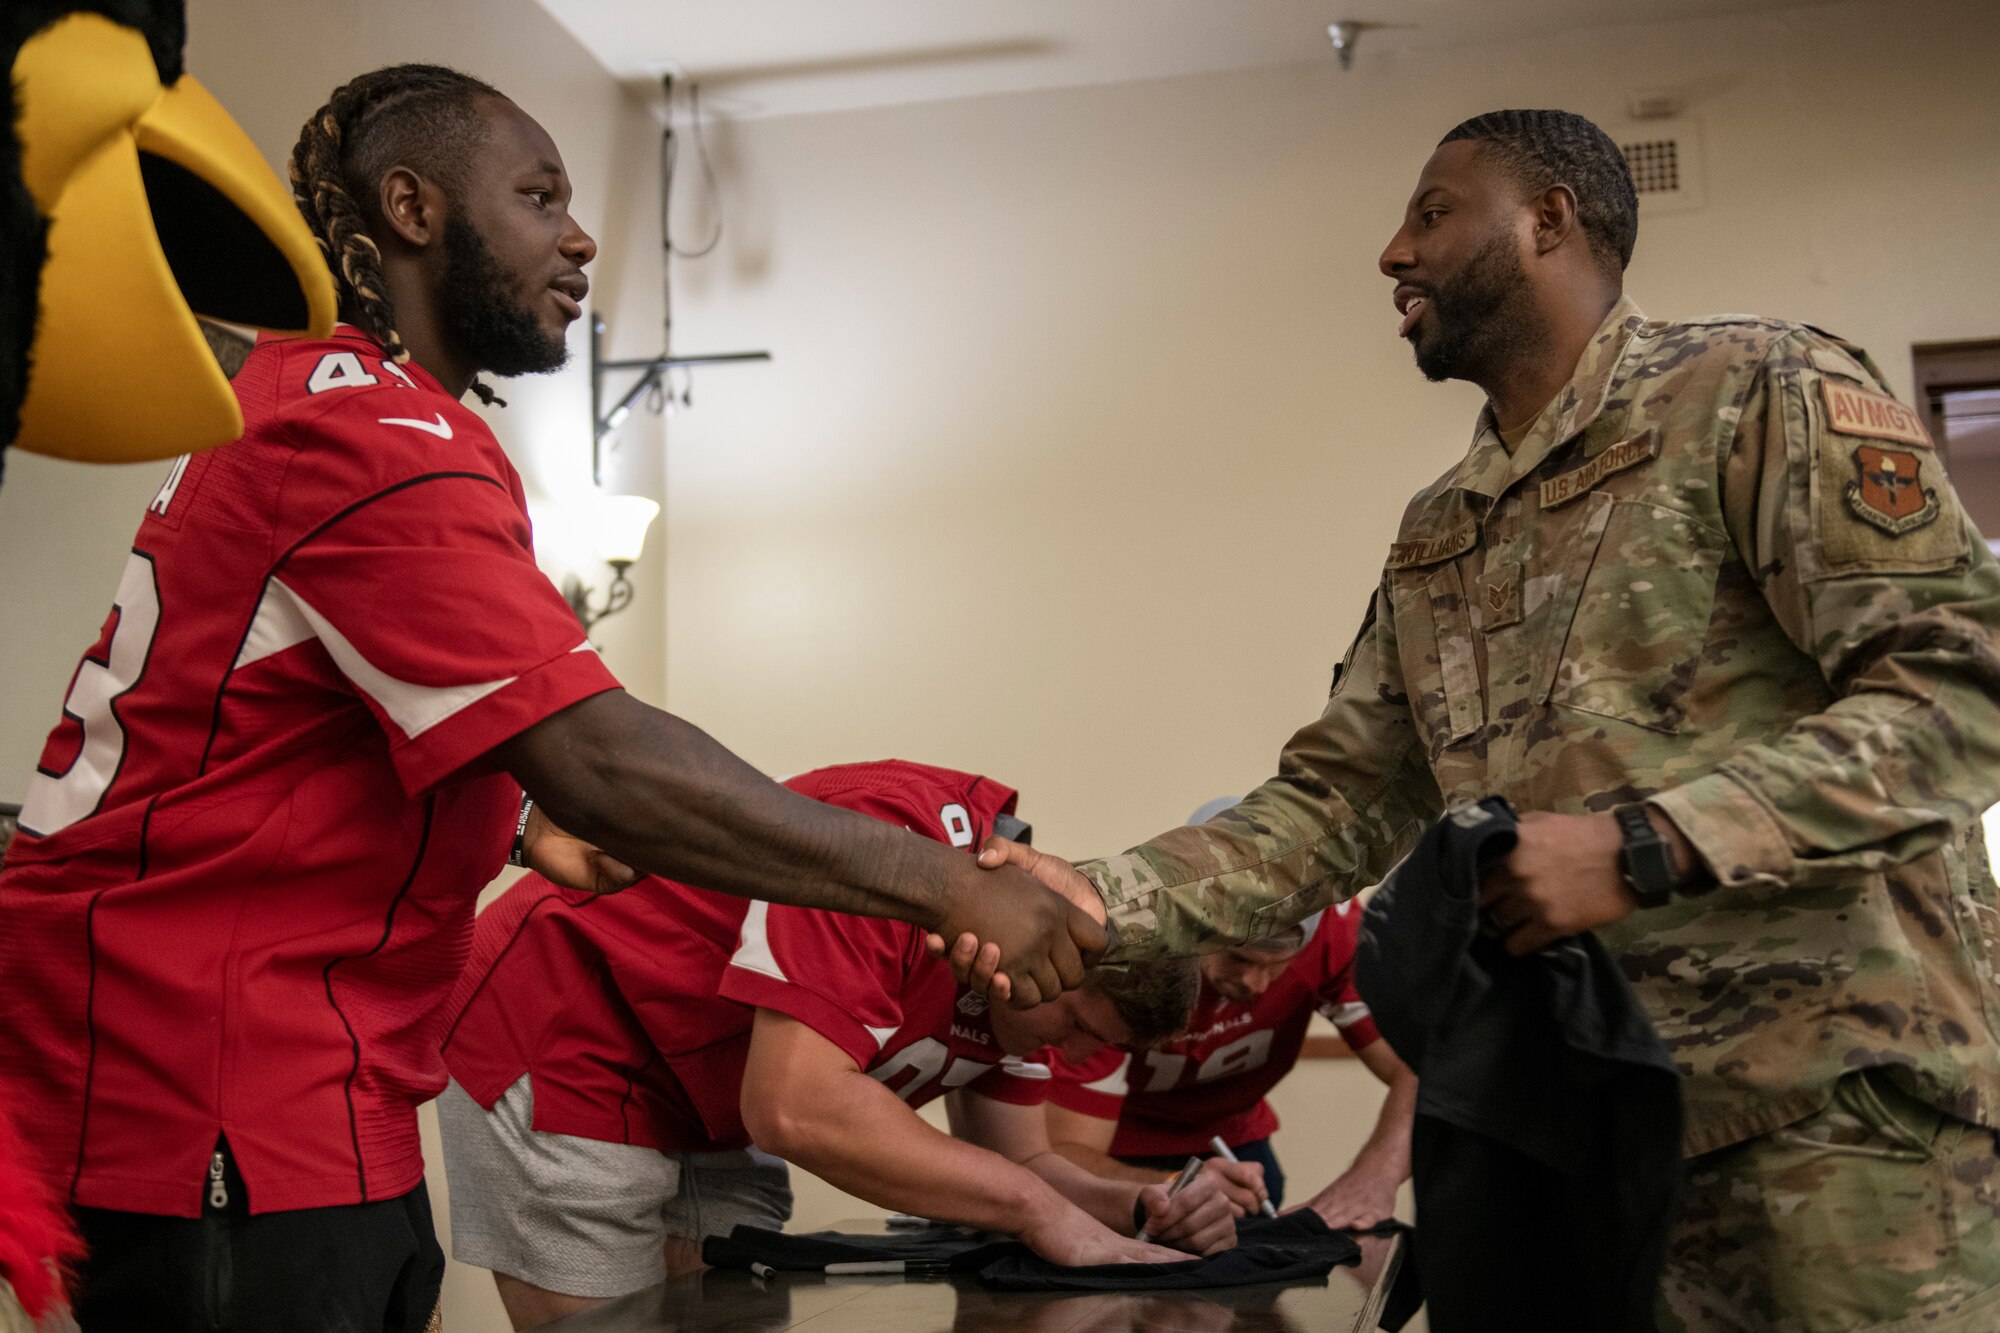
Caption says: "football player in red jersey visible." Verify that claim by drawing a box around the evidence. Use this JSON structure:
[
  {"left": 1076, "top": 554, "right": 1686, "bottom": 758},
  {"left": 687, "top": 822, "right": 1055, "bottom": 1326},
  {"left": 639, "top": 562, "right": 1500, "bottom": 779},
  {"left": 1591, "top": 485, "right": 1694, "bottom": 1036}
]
[
  {"left": 440, "top": 762, "right": 1230, "bottom": 1330},
  {"left": 0, "top": 66, "right": 1097, "bottom": 1330},
  {"left": 1045, "top": 902, "right": 1418, "bottom": 1231}
]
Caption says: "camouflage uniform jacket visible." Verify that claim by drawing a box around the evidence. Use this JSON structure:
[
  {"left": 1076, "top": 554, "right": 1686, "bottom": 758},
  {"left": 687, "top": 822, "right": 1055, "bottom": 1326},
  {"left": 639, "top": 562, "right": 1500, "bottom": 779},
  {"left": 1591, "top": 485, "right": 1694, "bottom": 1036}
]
[{"left": 1086, "top": 297, "right": 2000, "bottom": 1155}]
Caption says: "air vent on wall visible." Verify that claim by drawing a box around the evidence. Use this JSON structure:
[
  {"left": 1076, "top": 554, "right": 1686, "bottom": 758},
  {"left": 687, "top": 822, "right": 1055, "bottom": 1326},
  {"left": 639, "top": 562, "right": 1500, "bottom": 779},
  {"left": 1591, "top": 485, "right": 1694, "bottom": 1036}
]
[{"left": 1616, "top": 118, "right": 1705, "bottom": 216}]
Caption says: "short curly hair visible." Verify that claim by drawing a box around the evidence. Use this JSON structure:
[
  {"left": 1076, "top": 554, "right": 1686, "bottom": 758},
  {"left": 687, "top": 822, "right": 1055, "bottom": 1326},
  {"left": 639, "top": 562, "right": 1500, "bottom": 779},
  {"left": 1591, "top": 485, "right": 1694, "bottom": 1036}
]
[
  {"left": 1087, "top": 957, "right": 1200, "bottom": 1048},
  {"left": 1440, "top": 109, "right": 1639, "bottom": 277}
]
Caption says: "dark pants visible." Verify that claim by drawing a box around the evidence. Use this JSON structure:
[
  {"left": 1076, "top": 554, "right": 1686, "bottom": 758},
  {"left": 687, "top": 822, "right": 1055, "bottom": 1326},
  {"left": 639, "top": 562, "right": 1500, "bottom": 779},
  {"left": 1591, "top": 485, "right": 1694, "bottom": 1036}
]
[
  {"left": 1119, "top": 1137, "right": 1287, "bottom": 1210},
  {"left": 71, "top": 1141, "right": 443, "bottom": 1333}
]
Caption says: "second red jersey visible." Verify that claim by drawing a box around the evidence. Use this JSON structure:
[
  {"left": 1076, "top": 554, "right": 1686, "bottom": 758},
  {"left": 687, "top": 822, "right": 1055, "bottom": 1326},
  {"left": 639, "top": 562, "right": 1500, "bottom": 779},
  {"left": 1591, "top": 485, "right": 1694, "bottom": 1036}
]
[
  {"left": 1051, "top": 902, "right": 1378, "bottom": 1156},
  {"left": 441, "top": 761, "right": 1053, "bottom": 1153}
]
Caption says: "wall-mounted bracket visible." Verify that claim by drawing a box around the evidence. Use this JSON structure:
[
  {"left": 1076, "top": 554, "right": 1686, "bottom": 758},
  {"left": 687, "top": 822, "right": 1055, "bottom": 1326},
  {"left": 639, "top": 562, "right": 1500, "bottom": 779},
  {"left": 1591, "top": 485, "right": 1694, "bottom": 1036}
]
[{"left": 589, "top": 313, "right": 770, "bottom": 484}]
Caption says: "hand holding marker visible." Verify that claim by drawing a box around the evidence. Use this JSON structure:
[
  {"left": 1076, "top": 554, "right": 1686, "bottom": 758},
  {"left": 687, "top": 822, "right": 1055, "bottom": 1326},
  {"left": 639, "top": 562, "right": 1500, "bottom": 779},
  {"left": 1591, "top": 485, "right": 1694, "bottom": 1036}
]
[
  {"left": 1136, "top": 1155, "right": 1204, "bottom": 1243},
  {"left": 1210, "top": 1135, "right": 1279, "bottom": 1218}
]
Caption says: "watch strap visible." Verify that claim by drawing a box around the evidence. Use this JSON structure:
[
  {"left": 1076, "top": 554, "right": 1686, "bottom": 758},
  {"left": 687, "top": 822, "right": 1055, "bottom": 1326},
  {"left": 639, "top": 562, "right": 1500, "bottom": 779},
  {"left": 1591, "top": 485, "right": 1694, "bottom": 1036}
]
[
  {"left": 509, "top": 796, "right": 535, "bottom": 869},
  {"left": 1615, "top": 804, "right": 1677, "bottom": 908}
]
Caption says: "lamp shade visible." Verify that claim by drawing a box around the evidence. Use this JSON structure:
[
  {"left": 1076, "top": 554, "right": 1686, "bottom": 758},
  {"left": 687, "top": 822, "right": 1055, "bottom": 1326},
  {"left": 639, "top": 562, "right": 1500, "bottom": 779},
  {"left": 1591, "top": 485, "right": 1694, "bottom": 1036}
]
[{"left": 593, "top": 493, "right": 660, "bottom": 566}]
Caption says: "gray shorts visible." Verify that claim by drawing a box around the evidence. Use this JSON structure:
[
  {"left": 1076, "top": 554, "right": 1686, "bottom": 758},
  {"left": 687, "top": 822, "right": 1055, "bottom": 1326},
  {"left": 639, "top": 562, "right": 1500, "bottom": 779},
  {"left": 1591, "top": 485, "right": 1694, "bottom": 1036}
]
[{"left": 436, "top": 1075, "right": 793, "bottom": 1299}]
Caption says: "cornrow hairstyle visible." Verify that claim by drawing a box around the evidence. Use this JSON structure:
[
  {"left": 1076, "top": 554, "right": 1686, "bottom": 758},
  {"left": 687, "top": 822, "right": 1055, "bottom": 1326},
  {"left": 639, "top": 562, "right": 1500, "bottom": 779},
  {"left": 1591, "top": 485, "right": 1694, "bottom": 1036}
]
[
  {"left": 1440, "top": 109, "right": 1639, "bottom": 278},
  {"left": 289, "top": 63, "right": 509, "bottom": 405}
]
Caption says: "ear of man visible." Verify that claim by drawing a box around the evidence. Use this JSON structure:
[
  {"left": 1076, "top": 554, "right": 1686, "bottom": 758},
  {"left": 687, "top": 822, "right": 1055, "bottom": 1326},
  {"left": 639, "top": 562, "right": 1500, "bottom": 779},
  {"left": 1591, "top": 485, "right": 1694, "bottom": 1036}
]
[
  {"left": 375, "top": 164, "right": 447, "bottom": 252},
  {"left": 1529, "top": 182, "right": 1584, "bottom": 261}
]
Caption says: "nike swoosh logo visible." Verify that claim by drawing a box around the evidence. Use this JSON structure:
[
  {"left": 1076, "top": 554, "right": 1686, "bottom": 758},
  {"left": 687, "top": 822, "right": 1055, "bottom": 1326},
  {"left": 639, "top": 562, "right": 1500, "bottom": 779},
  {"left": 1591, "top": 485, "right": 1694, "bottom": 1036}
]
[{"left": 378, "top": 412, "right": 453, "bottom": 439}]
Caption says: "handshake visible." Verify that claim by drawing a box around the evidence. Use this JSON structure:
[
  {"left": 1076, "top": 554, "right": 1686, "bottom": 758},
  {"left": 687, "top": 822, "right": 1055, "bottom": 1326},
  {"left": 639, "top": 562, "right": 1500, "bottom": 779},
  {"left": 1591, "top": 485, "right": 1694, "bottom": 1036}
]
[
  {"left": 523, "top": 796, "right": 1114, "bottom": 1009},
  {"left": 924, "top": 836, "right": 1113, "bottom": 1008}
]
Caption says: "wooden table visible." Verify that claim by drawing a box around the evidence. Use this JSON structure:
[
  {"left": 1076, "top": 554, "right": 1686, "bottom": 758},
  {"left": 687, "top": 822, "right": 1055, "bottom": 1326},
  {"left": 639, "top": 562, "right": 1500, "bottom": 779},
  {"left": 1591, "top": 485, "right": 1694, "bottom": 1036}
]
[{"left": 541, "top": 1223, "right": 1402, "bottom": 1333}]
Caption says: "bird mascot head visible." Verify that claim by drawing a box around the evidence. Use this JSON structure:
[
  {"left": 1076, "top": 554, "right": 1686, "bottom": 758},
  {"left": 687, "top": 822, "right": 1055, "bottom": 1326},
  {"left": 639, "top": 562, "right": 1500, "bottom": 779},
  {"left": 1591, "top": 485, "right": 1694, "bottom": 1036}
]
[{"left": 1, "top": 0, "right": 334, "bottom": 486}]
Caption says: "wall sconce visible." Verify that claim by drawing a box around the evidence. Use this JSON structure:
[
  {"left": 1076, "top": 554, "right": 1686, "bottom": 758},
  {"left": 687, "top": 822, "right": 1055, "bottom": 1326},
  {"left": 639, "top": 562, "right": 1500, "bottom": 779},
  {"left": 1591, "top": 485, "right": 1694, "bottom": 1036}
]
[{"left": 563, "top": 492, "right": 660, "bottom": 634}]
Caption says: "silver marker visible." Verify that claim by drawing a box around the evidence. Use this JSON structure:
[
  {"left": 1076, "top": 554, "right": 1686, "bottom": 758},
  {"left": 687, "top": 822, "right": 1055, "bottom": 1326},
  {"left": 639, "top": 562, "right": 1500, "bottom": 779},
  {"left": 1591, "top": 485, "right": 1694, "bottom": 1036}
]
[
  {"left": 1136, "top": 1154, "right": 1203, "bottom": 1243},
  {"left": 1210, "top": 1135, "right": 1278, "bottom": 1218}
]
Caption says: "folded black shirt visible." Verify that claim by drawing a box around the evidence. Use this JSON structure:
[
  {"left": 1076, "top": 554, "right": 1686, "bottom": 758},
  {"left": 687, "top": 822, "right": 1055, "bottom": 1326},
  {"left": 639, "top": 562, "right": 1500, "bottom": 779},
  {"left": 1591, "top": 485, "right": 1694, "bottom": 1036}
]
[
  {"left": 702, "top": 1224, "right": 1015, "bottom": 1274},
  {"left": 1356, "top": 797, "right": 1684, "bottom": 1333},
  {"left": 702, "top": 1212, "right": 1373, "bottom": 1291}
]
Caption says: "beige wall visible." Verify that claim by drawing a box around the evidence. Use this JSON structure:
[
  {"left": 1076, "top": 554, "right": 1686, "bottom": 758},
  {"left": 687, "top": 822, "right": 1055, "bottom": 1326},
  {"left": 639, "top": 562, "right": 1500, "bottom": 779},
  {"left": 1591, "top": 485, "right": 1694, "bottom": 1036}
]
[{"left": 3, "top": 1, "right": 1998, "bottom": 1330}]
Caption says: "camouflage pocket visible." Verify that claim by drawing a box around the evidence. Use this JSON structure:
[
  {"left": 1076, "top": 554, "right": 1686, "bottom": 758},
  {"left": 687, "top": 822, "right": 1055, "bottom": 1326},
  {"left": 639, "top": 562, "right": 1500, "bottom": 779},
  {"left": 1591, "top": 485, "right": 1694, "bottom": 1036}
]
[
  {"left": 1389, "top": 563, "right": 1481, "bottom": 750},
  {"left": 1769, "top": 1067, "right": 1941, "bottom": 1162},
  {"left": 1546, "top": 490, "right": 1727, "bottom": 733}
]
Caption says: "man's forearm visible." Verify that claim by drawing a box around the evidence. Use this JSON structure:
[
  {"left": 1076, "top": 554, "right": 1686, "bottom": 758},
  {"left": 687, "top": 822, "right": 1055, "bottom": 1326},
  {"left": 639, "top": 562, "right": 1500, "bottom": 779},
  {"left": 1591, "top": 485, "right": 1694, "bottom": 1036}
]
[
  {"left": 760, "top": 1078, "right": 1068, "bottom": 1234},
  {"left": 1351, "top": 1062, "right": 1417, "bottom": 1184},
  {"left": 1021, "top": 1151, "right": 1147, "bottom": 1234},
  {"left": 501, "top": 691, "right": 955, "bottom": 926},
  {"left": 1049, "top": 1140, "right": 1171, "bottom": 1187}
]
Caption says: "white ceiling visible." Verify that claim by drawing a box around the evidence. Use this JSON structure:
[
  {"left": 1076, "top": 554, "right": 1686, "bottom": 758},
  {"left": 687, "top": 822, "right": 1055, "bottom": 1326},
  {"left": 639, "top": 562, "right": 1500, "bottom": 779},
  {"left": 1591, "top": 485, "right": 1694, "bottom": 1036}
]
[{"left": 535, "top": 0, "right": 1852, "bottom": 119}]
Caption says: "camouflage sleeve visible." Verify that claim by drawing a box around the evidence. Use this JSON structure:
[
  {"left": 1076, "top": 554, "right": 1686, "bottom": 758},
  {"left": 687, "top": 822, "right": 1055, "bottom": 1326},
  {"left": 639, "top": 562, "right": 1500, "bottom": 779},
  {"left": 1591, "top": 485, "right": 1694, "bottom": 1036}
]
[
  {"left": 1086, "top": 591, "right": 1442, "bottom": 961},
  {"left": 1648, "top": 329, "right": 2000, "bottom": 889}
]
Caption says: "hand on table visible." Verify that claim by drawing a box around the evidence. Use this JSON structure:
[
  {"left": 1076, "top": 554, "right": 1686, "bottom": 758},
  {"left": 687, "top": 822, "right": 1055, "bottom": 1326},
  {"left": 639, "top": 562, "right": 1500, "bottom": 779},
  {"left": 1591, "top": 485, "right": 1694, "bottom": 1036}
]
[
  {"left": 1476, "top": 810, "right": 1657, "bottom": 956},
  {"left": 926, "top": 838, "right": 1108, "bottom": 1006},
  {"left": 1020, "top": 1206, "right": 1184, "bottom": 1267},
  {"left": 522, "top": 805, "right": 637, "bottom": 895},
  {"left": 931, "top": 847, "right": 1107, "bottom": 1009},
  {"left": 1290, "top": 1163, "right": 1400, "bottom": 1231}
]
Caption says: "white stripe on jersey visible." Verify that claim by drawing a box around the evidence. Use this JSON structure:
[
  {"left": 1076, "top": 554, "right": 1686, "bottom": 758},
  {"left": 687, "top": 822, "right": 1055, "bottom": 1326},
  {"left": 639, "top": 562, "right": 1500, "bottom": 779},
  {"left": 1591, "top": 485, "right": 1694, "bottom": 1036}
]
[
  {"left": 1319, "top": 1000, "right": 1373, "bottom": 1031},
  {"left": 1082, "top": 1052, "right": 1134, "bottom": 1097},
  {"left": 730, "top": 900, "right": 788, "bottom": 983},
  {"left": 729, "top": 901, "right": 901, "bottom": 1051},
  {"left": 1000, "top": 1055, "right": 1052, "bottom": 1081},
  {"left": 235, "top": 580, "right": 316, "bottom": 669},
  {"left": 240, "top": 578, "right": 518, "bottom": 740}
]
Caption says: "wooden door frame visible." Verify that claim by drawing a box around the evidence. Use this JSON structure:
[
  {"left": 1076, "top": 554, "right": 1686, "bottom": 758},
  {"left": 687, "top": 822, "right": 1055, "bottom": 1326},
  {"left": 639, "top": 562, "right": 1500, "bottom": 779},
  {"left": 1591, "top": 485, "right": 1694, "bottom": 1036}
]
[{"left": 1912, "top": 338, "right": 2000, "bottom": 465}]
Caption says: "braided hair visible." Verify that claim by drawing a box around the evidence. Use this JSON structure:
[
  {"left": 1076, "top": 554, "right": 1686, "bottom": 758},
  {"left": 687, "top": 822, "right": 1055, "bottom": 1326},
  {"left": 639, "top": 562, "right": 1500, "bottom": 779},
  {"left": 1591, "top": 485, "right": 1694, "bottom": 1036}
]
[
  {"left": 289, "top": 64, "right": 508, "bottom": 405},
  {"left": 1440, "top": 110, "right": 1639, "bottom": 280}
]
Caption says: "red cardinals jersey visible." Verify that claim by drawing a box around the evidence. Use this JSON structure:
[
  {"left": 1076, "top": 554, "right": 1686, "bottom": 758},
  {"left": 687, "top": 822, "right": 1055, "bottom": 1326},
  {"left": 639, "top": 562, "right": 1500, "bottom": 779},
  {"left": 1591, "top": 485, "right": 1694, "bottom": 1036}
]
[
  {"left": 1050, "top": 903, "right": 1379, "bottom": 1156},
  {"left": 442, "top": 762, "right": 1052, "bottom": 1154},
  {"left": 0, "top": 329, "right": 617, "bottom": 1217}
]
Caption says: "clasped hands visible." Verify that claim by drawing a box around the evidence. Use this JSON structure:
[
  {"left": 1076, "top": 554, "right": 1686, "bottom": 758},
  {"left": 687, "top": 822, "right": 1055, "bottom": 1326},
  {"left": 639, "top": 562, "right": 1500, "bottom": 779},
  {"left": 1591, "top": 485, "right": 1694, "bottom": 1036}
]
[
  {"left": 527, "top": 790, "right": 1685, "bottom": 1006},
  {"left": 924, "top": 839, "right": 1109, "bottom": 1005},
  {"left": 930, "top": 809, "right": 1685, "bottom": 1003}
]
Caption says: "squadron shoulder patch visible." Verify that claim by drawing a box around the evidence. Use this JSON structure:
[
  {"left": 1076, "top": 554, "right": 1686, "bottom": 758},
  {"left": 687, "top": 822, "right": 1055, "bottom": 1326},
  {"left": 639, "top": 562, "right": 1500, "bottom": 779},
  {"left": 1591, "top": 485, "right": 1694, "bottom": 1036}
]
[
  {"left": 1846, "top": 445, "right": 1940, "bottom": 535},
  {"left": 1807, "top": 378, "right": 1966, "bottom": 576},
  {"left": 1820, "top": 378, "right": 1932, "bottom": 449}
]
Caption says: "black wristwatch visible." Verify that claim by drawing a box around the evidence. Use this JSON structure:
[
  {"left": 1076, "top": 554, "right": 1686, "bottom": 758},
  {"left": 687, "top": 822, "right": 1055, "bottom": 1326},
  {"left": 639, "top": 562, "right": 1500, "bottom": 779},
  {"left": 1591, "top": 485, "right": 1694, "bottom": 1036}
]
[
  {"left": 508, "top": 796, "right": 535, "bottom": 868},
  {"left": 1614, "top": 804, "right": 1678, "bottom": 909}
]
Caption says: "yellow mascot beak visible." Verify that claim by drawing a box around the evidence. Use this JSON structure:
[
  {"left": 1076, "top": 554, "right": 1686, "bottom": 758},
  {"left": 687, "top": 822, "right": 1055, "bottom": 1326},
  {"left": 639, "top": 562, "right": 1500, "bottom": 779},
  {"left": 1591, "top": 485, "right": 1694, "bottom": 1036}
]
[{"left": 12, "top": 13, "right": 335, "bottom": 462}]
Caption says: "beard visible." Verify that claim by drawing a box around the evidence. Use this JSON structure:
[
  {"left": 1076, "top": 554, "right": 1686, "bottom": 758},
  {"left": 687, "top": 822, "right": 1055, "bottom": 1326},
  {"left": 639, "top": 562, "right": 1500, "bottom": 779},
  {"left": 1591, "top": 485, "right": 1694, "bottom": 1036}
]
[
  {"left": 441, "top": 216, "right": 569, "bottom": 378},
  {"left": 1411, "top": 228, "right": 1542, "bottom": 384}
]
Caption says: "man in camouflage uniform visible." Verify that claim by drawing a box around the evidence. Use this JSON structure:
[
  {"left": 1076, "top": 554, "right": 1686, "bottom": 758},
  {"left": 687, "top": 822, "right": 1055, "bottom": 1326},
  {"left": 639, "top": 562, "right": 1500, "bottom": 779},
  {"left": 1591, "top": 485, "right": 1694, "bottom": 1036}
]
[{"left": 956, "top": 109, "right": 2000, "bottom": 1329}]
